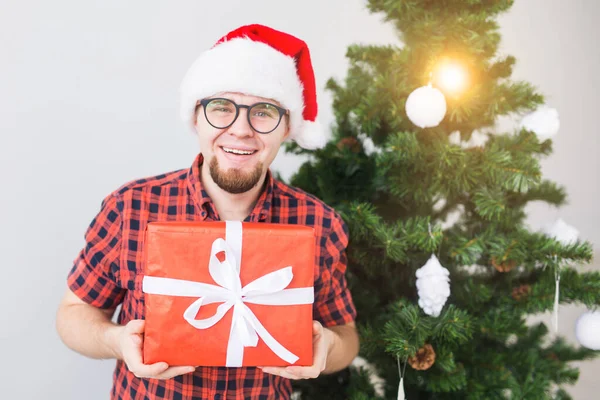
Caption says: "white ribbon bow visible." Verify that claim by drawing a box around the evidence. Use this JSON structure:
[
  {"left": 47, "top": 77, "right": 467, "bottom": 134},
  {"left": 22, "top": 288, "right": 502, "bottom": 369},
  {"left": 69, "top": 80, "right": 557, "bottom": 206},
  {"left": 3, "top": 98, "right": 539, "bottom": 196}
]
[{"left": 142, "top": 221, "right": 314, "bottom": 367}]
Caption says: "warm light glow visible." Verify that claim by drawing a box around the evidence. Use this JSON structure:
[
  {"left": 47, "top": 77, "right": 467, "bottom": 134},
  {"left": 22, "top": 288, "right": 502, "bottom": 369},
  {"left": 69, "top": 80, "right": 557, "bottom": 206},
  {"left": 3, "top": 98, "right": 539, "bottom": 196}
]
[{"left": 433, "top": 60, "right": 469, "bottom": 95}]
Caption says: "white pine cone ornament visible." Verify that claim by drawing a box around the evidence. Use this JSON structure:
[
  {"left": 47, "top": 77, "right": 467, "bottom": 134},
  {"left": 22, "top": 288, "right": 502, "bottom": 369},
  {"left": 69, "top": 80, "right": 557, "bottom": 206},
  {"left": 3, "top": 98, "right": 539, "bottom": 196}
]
[{"left": 416, "top": 255, "right": 451, "bottom": 317}]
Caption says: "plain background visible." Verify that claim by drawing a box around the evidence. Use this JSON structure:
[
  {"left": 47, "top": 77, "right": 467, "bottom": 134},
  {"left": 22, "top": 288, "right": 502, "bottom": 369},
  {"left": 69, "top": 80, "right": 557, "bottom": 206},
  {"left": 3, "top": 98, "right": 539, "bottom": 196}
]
[{"left": 1, "top": 0, "right": 598, "bottom": 398}]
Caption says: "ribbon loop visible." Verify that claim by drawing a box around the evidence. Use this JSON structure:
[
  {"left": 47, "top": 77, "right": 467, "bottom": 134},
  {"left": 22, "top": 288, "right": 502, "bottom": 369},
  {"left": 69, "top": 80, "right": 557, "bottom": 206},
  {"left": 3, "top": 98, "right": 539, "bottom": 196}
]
[
  {"left": 209, "top": 238, "right": 241, "bottom": 294},
  {"left": 242, "top": 266, "right": 294, "bottom": 296},
  {"left": 183, "top": 299, "right": 235, "bottom": 329}
]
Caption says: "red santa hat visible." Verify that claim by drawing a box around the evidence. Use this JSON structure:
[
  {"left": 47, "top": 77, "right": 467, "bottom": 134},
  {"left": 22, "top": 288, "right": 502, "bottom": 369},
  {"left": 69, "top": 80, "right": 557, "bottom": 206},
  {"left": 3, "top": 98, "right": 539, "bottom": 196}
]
[{"left": 179, "top": 24, "right": 326, "bottom": 150}]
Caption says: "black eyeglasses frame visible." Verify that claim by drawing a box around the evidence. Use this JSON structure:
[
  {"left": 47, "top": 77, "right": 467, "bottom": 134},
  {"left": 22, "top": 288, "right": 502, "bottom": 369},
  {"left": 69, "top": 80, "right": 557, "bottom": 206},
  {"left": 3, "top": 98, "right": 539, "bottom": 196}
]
[{"left": 197, "top": 98, "right": 288, "bottom": 134}]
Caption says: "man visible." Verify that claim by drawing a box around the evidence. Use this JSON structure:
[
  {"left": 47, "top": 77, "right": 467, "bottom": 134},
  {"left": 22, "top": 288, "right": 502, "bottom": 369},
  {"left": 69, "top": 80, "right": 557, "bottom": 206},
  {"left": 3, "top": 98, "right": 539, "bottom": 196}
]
[{"left": 56, "top": 24, "right": 359, "bottom": 399}]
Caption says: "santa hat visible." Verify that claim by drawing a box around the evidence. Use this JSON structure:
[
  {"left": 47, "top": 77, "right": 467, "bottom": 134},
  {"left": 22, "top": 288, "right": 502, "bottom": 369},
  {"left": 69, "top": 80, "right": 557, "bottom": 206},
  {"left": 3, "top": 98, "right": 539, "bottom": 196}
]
[{"left": 179, "top": 24, "right": 326, "bottom": 150}]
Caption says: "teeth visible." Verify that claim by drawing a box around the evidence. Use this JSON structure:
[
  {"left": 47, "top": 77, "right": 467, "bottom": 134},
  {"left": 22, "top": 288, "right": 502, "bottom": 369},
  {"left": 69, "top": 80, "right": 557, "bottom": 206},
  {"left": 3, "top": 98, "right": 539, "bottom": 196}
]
[{"left": 223, "top": 147, "right": 254, "bottom": 155}]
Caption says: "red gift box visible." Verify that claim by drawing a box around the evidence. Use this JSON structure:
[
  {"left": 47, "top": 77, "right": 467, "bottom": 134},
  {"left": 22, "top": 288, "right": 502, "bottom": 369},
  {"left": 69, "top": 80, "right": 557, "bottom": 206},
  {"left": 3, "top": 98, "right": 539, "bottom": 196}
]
[{"left": 142, "top": 221, "right": 315, "bottom": 367}]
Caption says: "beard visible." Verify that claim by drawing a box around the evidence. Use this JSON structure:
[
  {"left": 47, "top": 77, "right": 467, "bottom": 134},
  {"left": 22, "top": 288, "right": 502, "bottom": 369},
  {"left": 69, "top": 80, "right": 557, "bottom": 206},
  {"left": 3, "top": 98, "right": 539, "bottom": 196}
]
[{"left": 208, "top": 156, "right": 264, "bottom": 194}]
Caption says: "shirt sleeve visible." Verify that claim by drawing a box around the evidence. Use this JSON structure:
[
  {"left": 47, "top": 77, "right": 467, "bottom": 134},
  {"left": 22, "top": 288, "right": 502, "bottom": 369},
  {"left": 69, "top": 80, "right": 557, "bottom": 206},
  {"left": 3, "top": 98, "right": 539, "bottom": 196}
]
[
  {"left": 67, "top": 192, "right": 126, "bottom": 309},
  {"left": 313, "top": 212, "right": 357, "bottom": 327}
]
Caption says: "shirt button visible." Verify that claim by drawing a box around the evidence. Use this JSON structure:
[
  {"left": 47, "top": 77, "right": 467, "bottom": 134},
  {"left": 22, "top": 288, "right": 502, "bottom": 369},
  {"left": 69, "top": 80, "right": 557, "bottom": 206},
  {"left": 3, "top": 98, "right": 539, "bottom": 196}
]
[{"left": 214, "top": 394, "right": 222, "bottom": 400}]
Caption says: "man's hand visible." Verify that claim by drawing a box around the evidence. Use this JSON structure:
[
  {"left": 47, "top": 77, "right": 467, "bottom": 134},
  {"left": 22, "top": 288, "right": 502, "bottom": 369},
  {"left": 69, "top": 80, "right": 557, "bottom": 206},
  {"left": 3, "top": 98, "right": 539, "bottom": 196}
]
[
  {"left": 114, "top": 320, "right": 196, "bottom": 380},
  {"left": 259, "top": 321, "right": 332, "bottom": 380}
]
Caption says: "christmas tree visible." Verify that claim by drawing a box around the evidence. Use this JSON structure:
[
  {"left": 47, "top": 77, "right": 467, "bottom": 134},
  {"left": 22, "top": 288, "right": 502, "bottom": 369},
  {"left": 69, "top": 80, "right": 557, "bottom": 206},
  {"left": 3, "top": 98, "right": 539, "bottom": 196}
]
[{"left": 288, "top": 1, "right": 599, "bottom": 399}]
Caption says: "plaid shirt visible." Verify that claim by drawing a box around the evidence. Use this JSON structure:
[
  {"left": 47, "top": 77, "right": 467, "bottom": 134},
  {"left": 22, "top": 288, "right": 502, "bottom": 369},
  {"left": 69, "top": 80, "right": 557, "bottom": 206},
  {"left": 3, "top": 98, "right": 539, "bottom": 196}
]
[{"left": 67, "top": 153, "right": 356, "bottom": 400}]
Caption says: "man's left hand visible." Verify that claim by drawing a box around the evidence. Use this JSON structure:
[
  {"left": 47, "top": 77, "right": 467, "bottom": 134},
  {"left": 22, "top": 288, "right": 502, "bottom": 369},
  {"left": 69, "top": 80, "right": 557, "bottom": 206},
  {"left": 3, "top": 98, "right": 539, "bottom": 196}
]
[{"left": 259, "top": 321, "right": 331, "bottom": 380}]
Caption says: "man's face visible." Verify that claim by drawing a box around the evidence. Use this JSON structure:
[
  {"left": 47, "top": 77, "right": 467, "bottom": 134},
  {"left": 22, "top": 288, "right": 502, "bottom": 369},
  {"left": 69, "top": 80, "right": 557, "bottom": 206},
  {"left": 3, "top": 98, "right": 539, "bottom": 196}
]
[{"left": 194, "top": 92, "right": 289, "bottom": 194}]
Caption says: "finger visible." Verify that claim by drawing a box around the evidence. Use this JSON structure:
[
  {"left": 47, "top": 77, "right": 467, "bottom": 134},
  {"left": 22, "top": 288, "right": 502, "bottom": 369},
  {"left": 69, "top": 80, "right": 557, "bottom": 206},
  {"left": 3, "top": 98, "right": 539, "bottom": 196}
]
[
  {"left": 261, "top": 367, "right": 303, "bottom": 380},
  {"left": 277, "top": 370, "right": 304, "bottom": 380},
  {"left": 260, "top": 367, "right": 286, "bottom": 375},
  {"left": 285, "top": 365, "right": 320, "bottom": 379},
  {"left": 127, "top": 360, "right": 169, "bottom": 378},
  {"left": 123, "top": 340, "right": 168, "bottom": 377},
  {"left": 309, "top": 336, "right": 327, "bottom": 370},
  {"left": 140, "top": 362, "right": 171, "bottom": 377},
  {"left": 155, "top": 366, "right": 196, "bottom": 380}
]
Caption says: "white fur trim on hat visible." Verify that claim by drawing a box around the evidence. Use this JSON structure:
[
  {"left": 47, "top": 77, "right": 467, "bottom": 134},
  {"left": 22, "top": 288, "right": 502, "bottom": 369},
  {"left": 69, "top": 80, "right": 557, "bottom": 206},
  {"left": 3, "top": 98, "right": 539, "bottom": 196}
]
[
  {"left": 291, "top": 120, "right": 327, "bottom": 149},
  {"left": 180, "top": 37, "right": 322, "bottom": 147}
]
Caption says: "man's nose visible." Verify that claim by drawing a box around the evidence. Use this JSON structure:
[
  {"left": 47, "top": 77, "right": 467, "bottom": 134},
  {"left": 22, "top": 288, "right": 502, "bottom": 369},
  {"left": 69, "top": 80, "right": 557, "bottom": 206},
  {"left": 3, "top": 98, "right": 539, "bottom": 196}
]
[{"left": 228, "top": 107, "right": 254, "bottom": 137}]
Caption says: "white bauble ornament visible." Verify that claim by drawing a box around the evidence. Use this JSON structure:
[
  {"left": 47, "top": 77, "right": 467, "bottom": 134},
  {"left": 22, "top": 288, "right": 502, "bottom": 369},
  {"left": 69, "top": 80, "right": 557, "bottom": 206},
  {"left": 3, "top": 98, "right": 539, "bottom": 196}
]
[
  {"left": 575, "top": 311, "right": 600, "bottom": 350},
  {"left": 520, "top": 107, "right": 560, "bottom": 141},
  {"left": 416, "top": 254, "right": 451, "bottom": 317},
  {"left": 405, "top": 85, "right": 447, "bottom": 128},
  {"left": 543, "top": 218, "right": 579, "bottom": 245}
]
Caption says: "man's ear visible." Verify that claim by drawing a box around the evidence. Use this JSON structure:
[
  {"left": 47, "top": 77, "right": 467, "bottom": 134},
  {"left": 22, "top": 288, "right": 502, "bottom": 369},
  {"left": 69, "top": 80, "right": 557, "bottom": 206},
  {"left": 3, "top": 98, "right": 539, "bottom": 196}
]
[{"left": 193, "top": 104, "right": 202, "bottom": 128}]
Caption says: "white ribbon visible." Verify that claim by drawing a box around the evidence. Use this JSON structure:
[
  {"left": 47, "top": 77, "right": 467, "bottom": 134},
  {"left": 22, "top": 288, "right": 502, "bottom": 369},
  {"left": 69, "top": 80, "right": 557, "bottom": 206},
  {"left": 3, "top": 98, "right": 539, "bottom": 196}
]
[
  {"left": 142, "top": 221, "right": 314, "bottom": 367},
  {"left": 397, "top": 356, "right": 407, "bottom": 400},
  {"left": 398, "top": 377, "right": 405, "bottom": 400}
]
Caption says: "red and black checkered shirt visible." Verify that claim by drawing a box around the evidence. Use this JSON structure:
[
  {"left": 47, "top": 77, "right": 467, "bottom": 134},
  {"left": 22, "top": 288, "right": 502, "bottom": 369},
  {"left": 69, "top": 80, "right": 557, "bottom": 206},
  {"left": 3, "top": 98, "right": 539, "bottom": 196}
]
[{"left": 67, "top": 153, "right": 356, "bottom": 400}]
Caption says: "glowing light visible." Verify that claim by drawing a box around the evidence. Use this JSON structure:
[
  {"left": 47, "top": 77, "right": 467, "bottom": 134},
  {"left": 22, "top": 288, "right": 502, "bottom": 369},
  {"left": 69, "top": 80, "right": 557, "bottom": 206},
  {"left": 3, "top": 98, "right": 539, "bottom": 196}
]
[{"left": 433, "top": 61, "right": 469, "bottom": 95}]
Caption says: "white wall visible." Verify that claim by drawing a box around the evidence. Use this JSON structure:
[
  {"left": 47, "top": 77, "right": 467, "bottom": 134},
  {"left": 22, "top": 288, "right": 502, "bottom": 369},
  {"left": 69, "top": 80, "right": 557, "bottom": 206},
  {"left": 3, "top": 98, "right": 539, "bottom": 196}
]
[{"left": 1, "top": 0, "right": 598, "bottom": 398}]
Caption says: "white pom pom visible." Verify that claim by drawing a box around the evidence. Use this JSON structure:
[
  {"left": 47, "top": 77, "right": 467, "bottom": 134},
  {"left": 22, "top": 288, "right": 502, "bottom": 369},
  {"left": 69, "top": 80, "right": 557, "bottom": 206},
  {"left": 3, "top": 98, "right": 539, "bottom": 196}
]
[
  {"left": 520, "top": 107, "right": 560, "bottom": 141},
  {"left": 292, "top": 119, "right": 327, "bottom": 150},
  {"left": 405, "top": 86, "right": 447, "bottom": 128},
  {"left": 543, "top": 218, "right": 579, "bottom": 245},
  {"left": 575, "top": 311, "right": 600, "bottom": 350},
  {"left": 416, "top": 254, "right": 451, "bottom": 317}
]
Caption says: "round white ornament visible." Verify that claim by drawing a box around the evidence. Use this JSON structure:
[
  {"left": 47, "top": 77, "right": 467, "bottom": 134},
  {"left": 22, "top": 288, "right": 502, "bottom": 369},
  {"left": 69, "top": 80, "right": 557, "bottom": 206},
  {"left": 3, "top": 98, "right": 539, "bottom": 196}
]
[
  {"left": 405, "top": 85, "right": 447, "bottom": 128},
  {"left": 575, "top": 311, "right": 600, "bottom": 350}
]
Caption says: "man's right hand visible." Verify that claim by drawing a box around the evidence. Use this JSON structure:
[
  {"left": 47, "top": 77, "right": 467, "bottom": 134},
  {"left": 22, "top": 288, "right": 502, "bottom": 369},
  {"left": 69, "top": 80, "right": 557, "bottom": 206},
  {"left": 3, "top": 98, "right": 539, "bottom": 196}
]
[{"left": 115, "top": 319, "right": 196, "bottom": 380}]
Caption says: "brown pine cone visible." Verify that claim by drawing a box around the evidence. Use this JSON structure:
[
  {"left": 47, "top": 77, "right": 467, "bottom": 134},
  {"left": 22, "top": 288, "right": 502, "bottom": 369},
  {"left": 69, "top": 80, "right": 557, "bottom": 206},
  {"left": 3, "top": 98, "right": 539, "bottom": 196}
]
[
  {"left": 408, "top": 343, "right": 436, "bottom": 370},
  {"left": 511, "top": 284, "right": 531, "bottom": 301},
  {"left": 492, "top": 256, "right": 517, "bottom": 273},
  {"left": 336, "top": 137, "right": 361, "bottom": 153}
]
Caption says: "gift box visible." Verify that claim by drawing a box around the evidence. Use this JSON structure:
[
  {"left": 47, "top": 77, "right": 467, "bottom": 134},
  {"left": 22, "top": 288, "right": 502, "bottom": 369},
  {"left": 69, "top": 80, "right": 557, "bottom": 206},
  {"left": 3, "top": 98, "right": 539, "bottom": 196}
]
[{"left": 142, "top": 221, "right": 315, "bottom": 367}]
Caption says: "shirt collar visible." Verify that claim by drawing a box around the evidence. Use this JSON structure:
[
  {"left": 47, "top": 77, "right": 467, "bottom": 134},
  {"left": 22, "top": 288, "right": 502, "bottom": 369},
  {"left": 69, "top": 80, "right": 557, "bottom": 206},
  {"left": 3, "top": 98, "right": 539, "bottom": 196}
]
[{"left": 186, "top": 153, "right": 274, "bottom": 222}]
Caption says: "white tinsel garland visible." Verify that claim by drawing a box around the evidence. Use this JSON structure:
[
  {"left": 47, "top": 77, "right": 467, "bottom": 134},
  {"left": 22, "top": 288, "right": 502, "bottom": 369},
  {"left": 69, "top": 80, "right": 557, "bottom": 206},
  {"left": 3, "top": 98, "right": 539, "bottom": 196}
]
[
  {"left": 543, "top": 218, "right": 579, "bottom": 333},
  {"left": 543, "top": 218, "right": 579, "bottom": 246},
  {"left": 520, "top": 106, "right": 560, "bottom": 141}
]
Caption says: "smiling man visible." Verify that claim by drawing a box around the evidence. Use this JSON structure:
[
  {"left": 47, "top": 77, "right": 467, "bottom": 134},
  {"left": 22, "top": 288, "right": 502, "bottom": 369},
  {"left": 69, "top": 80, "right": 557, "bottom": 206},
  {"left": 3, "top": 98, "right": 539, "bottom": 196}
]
[{"left": 56, "top": 24, "right": 359, "bottom": 399}]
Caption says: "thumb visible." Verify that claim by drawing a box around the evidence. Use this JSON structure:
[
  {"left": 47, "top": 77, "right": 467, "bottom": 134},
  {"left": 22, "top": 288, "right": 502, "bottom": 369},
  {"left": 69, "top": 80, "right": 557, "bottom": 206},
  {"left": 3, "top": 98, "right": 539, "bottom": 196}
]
[
  {"left": 126, "top": 319, "right": 146, "bottom": 334},
  {"left": 313, "top": 321, "right": 323, "bottom": 336}
]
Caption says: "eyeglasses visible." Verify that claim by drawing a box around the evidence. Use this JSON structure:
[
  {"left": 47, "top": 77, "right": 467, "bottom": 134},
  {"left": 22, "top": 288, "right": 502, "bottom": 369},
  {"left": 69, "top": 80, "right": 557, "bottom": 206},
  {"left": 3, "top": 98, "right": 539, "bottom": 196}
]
[{"left": 197, "top": 98, "right": 288, "bottom": 134}]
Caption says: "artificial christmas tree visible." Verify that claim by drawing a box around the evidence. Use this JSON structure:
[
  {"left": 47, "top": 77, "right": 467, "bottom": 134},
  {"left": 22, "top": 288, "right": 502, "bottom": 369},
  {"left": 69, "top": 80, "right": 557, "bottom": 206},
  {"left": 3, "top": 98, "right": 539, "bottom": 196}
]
[{"left": 288, "top": 1, "right": 599, "bottom": 398}]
